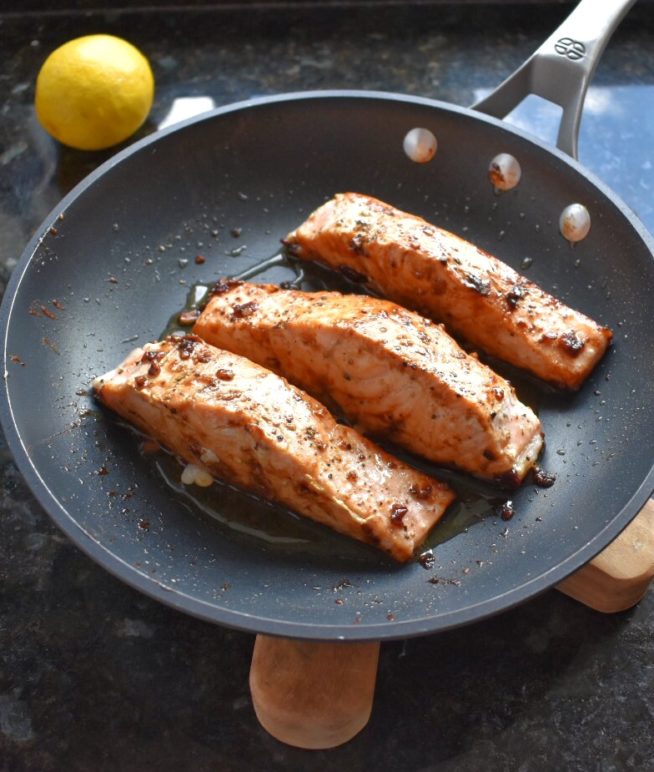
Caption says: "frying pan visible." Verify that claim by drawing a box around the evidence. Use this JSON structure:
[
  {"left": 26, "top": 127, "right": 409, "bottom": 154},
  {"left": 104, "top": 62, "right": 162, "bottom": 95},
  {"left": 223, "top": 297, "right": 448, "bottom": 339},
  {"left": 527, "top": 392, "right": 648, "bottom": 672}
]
[{"left": 1, "top": 0, "right": 653, "bottom": 643}]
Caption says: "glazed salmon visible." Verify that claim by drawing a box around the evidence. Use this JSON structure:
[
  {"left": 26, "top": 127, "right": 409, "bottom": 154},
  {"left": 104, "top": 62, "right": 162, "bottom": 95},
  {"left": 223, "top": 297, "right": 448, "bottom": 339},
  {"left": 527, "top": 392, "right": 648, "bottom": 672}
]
[
  {"left": 93, "top": 335, "right": 455, "bottom": 562},
  {"left": 284, "top": 192, "right": 613, "bottom": 390},
  {"left": 194, "top": 282, "right": 543, "bottom": 485}
]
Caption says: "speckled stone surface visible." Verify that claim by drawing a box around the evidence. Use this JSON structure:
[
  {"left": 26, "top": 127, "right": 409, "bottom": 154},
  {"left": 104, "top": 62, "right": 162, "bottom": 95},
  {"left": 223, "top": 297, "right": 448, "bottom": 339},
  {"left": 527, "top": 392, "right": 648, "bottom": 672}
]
[{"left": 1, "top": 3, "right": 653, "bottom": 770}]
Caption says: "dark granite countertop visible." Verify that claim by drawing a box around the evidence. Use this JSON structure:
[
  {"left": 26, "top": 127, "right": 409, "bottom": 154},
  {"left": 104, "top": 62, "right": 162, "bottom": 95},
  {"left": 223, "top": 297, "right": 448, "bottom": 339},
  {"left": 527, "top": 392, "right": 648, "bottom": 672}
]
[{"left": 1, "top": 3, "right": 653, "bottom": 770}]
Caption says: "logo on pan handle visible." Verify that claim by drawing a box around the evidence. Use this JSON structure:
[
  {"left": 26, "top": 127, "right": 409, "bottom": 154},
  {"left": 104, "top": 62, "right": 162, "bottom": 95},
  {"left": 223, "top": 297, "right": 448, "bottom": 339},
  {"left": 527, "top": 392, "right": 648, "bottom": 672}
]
[{"left": 554, "top": 37, "right": 586, "bottom": 61}]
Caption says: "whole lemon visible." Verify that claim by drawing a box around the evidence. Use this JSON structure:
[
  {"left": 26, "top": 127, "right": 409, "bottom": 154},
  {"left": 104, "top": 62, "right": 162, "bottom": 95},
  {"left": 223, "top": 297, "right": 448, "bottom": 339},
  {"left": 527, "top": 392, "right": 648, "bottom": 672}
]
[{"left": 35, "top": 34, "right": 154, "bottom": 151}]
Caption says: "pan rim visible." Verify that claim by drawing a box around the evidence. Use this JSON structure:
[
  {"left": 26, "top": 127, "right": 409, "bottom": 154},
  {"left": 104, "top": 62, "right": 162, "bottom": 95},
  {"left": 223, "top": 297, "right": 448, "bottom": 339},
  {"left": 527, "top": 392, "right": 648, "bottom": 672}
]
[{"left": 2, "top": 89, "right": 654, "bottom": 641}]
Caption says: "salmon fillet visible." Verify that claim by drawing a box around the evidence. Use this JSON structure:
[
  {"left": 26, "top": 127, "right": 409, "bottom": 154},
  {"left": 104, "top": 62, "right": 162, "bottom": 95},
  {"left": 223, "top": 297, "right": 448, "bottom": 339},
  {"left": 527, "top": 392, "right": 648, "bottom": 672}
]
[
  {"left": 93, "top": 335, "right": 455, "bottom": 562},
  {"left": 194, "top": 282, "right": 543, "bottom": 485},
  {"left": 284, "top": 192, "right": 613, "bottom": 390}
]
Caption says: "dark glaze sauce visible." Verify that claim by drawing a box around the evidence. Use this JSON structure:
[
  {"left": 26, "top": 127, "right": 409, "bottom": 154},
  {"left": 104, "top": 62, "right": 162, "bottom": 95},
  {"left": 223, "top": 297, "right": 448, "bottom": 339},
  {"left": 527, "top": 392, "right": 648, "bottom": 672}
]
[{"left": 140, "top": 247, "right": 550, "bottom": 564}]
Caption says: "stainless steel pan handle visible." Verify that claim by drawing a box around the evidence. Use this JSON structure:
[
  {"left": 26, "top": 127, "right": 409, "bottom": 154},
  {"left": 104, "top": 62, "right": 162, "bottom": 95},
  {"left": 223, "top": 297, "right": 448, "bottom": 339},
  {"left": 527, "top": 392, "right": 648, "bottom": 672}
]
[{"left": 472, "top": 0, "right": 637, "bottom": 158}]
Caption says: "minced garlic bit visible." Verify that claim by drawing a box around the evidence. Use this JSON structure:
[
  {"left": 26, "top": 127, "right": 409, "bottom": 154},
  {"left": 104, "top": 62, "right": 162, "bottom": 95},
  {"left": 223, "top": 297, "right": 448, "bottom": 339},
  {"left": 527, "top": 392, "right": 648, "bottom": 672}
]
[
  {"left": 403, "top": 127, "right": 437, "bottom": 163},
  {"left": 488, "top": 153, "right": 522, "bottom": 192},
  {"left": 559, "top": 203, "right": 591, "bottom": 242},
  {"left": 181, "top": 463, "right": 213, "bottom": 487}
]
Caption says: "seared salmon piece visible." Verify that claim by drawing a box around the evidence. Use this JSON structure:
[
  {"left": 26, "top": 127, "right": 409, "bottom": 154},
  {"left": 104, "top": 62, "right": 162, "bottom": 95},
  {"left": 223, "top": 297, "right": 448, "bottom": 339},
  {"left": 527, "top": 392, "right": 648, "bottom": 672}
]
[
  {"left": 194, "top": 283, "right": 543, "bottom": 485},
  {"left": 284, "top": 192, "right": 613, "bottom": 390},
  {"left": 93, "top": 335, "right": 455, "bottom": 562}
]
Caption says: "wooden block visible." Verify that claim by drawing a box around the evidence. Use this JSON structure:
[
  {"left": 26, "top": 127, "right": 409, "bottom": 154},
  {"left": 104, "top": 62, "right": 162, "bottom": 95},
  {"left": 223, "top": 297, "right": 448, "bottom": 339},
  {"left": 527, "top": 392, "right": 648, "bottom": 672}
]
[
  {"left": 249, "top": 635, "right": 380, "bottom": 750},
  {"left": 557, "top": 499, "right": 654, "bottom": 612}
]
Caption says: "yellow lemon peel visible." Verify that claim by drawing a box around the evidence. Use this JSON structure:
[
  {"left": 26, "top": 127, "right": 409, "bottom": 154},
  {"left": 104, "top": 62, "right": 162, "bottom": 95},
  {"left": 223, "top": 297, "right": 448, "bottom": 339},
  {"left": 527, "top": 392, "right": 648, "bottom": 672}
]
[{"left": 35, "top": 34, "right": 154, "bottom": 151}]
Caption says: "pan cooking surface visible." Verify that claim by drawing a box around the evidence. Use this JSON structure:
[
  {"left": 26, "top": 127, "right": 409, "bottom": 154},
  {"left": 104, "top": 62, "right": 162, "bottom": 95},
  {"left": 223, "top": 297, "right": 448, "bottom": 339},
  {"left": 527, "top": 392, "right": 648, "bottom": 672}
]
[{"left": 2, "top": 92, "right": 653, "bottom": 640}]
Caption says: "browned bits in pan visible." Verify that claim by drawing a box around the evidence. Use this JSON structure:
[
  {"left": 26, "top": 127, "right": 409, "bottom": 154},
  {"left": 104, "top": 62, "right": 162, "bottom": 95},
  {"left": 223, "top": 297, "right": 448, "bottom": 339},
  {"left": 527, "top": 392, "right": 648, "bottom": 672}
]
[
  {"left": 533, "top": 467, "right": 557, "bottom": 488},
  {"left": 495, "top": 500, "right": 515, "bottom": 521},
  {"left": 418, "top": 552, "right": 435, "bottom": 569}
]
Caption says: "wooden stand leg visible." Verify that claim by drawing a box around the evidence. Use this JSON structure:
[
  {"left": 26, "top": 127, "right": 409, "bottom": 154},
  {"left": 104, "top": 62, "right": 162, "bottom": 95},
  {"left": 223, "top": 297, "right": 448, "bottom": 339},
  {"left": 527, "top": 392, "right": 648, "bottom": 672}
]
[
  {"left": 557, "top": 499, "right": 654, "bottom": 612},
  {"left": 249, "top": 636, "right": 380, "bottom": 750},
  {"left": 248, "top": 501, "right": 654, "bottom": 749}
]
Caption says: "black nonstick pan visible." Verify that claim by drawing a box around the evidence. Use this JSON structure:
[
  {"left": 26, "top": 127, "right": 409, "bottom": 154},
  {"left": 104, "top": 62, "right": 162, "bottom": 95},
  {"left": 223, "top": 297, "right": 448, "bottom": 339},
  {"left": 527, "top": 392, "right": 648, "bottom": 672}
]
[{"left": 1, "top": 0, "right": 653, "bottom": 643}]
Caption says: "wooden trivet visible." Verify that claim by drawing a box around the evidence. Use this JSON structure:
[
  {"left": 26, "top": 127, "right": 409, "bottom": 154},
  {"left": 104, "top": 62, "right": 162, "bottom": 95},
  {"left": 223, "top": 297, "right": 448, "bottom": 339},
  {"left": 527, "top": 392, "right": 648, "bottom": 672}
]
[{"left": 249, "top": 499, "right": 654, "bottom": 749}]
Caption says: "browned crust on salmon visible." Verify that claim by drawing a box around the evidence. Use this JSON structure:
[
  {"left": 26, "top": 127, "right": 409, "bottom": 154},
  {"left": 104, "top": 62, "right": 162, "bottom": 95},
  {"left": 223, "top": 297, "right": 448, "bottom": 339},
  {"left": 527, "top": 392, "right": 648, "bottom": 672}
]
[
  {"left": 284, "top": 192, "right": 613, "bottom": 390},
  {"left": 93, "top": 335, "right": 455, "bottom": 562},
  {"left": 195, "top": 282, "right": 543, "bottom": 484}
]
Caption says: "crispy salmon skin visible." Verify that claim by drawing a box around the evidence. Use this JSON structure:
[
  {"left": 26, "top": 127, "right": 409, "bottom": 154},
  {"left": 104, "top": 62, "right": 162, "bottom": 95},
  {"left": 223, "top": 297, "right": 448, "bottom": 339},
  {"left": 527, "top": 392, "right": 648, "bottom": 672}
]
[
  {"left": 195, "top": 282, "right": 543, "bottom": 485},
  {"left": 93, "top": 335, "right": 455, "bottom": 562},
  {"left": 284, "top": 192, "right": 613, "bottom": 390}
]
